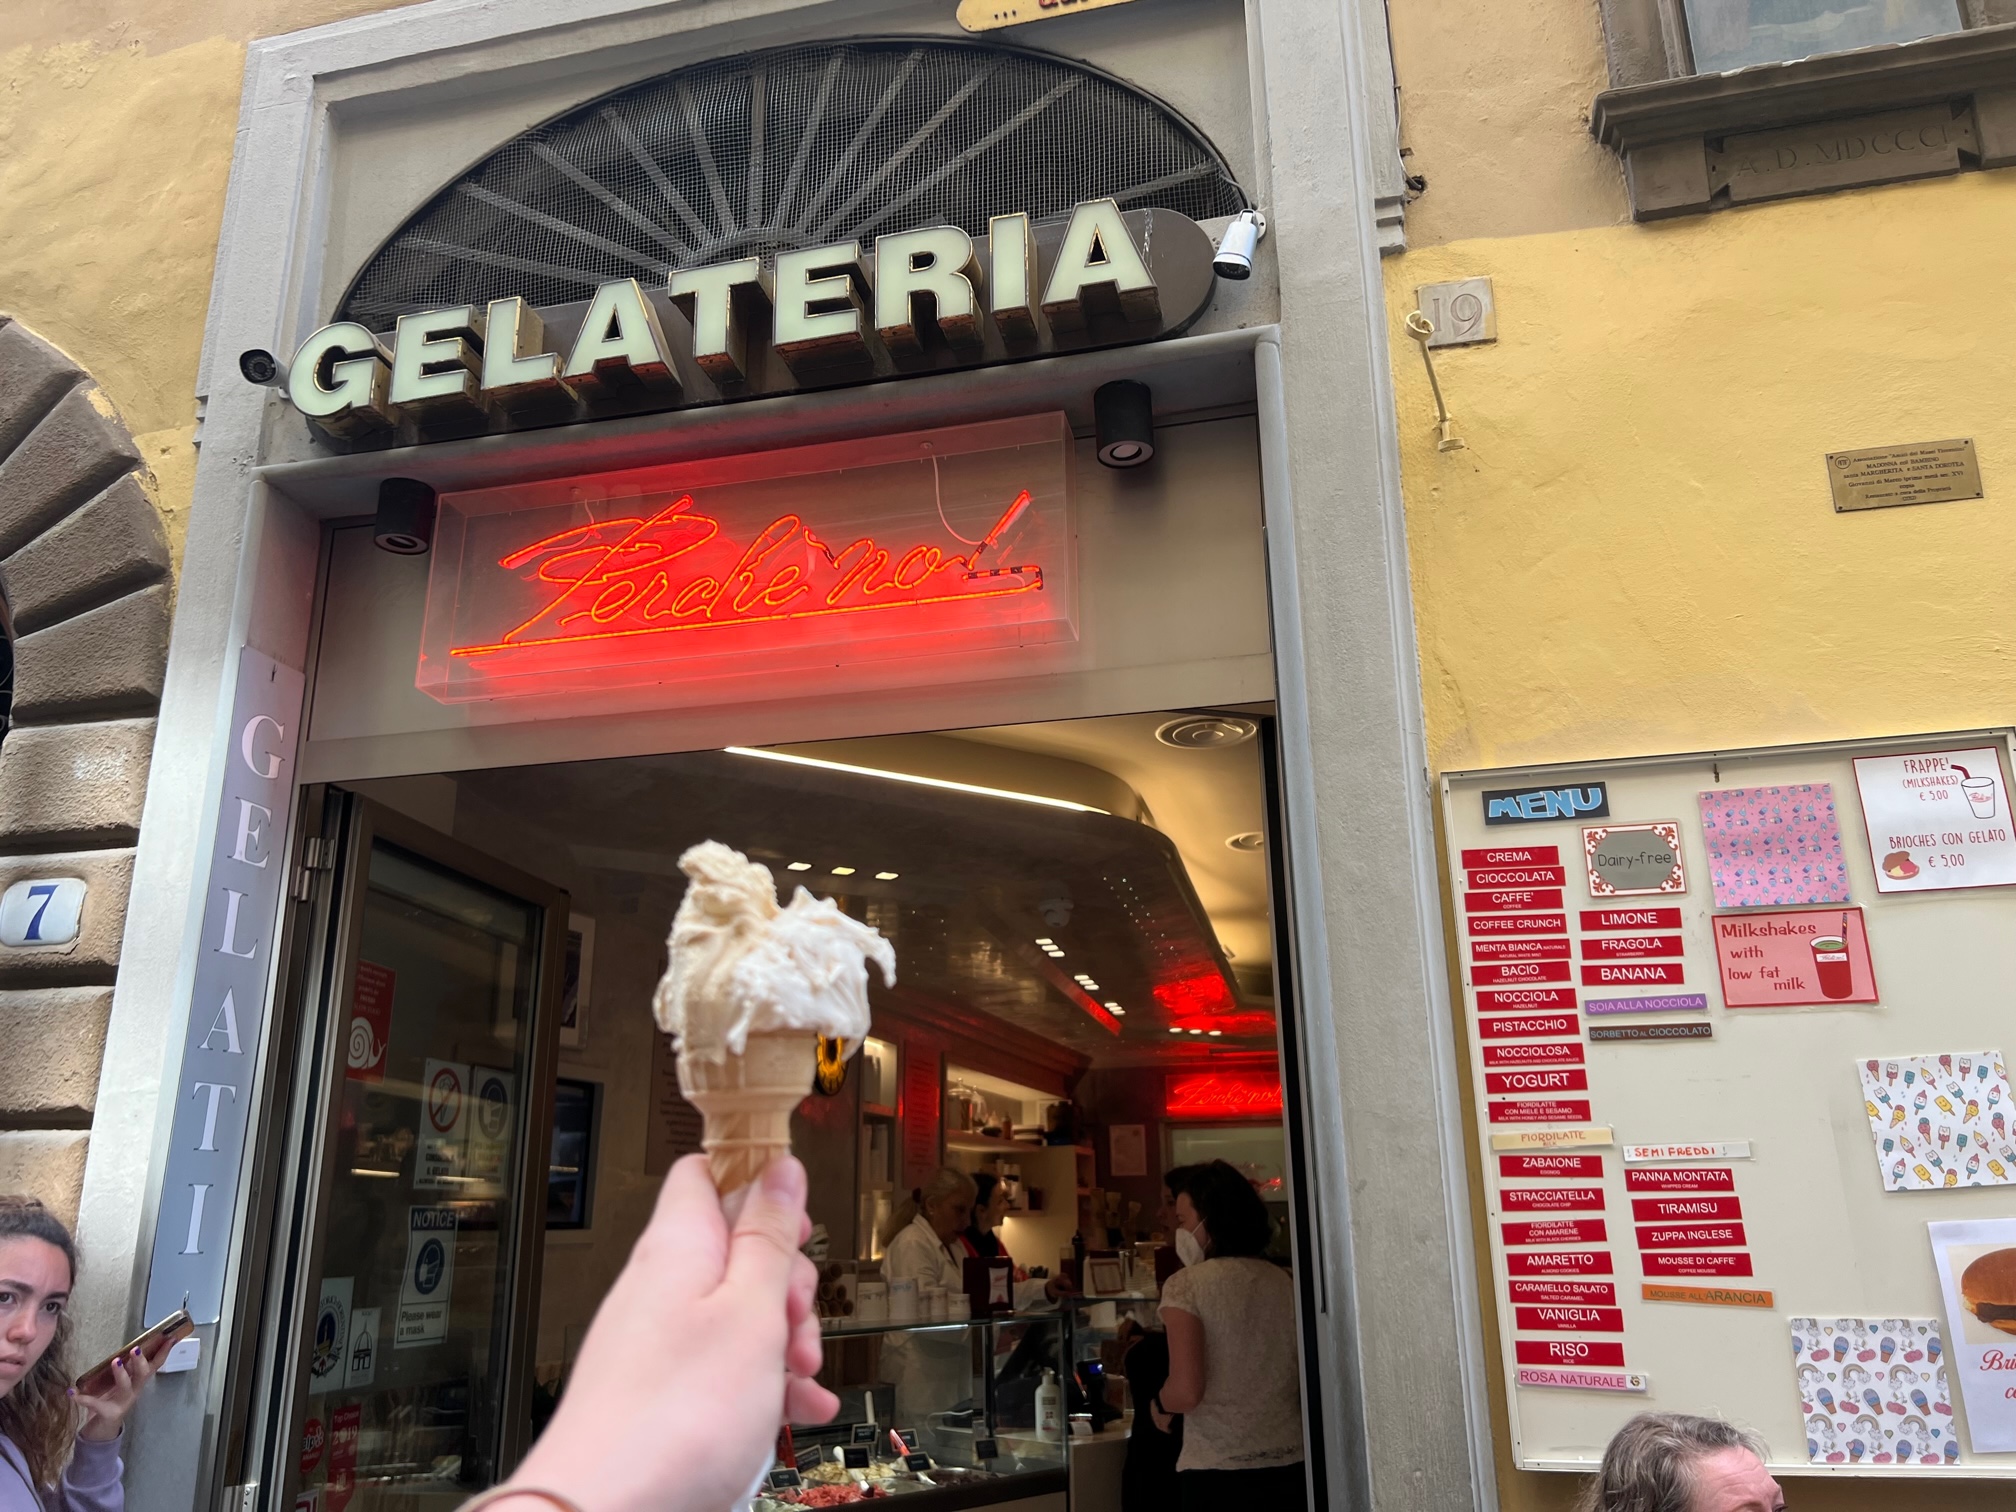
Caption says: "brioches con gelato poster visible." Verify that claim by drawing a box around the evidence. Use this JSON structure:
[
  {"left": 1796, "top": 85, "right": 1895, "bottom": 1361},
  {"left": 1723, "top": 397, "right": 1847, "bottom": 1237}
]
[
  {"left": 1790, "top": 1318, "right": 1954, "bottom": 1465},
  {"left": 1929, "top": 1219, "right": 2016, "bottom": 1454},
  {"left": 1857, "top": 1053, "right": 2016, "bottom": 1193}
]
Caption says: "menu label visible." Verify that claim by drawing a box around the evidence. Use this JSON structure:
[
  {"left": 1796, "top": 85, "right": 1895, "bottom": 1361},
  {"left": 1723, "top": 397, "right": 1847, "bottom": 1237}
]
[
  {"left": 1503, "top": 1218, "right": 1607, "bottom": 1246},
  {"left": 1625, "top": 1167, "right": 1733, "bottom": 1192},
  {"left": 1515, "top": 1338, "right": 1625, "bottom": 1367},
  {"left": 1489, "top": 1099, "right": 1593, "bottom": 1124},
  {"left": 1462, "top": 846, "right": 1562, "bottom": 867},
  {"left": 1631, "top": 1196, "right": 1740, "bottom": 1222},
  {"left": 1500, "top": 1153, "right": 1603, "bottom": 1179},
  {"left": 1476, "top": 961, "right": 1573, "bottom": 986},
  {"left": 1501, "top": 1186, "right": 1605, "bottom": 1212},
  {"left": 1506, "top": 1249, "right": 1614, "bottom": 1275},
  {"left": 1581, "top": 908, "right": 1683, "bottom": 931},
  {"left": 1636, "top": 1223, "right": 1747, "bottom": 1249},
  {"left": 1470, "top": 913, "right": 1567, "bottom": 936},
  {"left": 1478, "top": 987, "right": 1578, "bottom": 1012},
  {"left": 1483, "top": 1041, "right": 1585, "bottom": 1066},
  {"left": 1509, "top": 1278, "right": 1616, "bottom": 1304},
  {"left": 1640, "top": 1251, "right": 1754, "bottom": 1277},
  {"left": 1485, "top": 1069, "right": 1588, "bottom": 1095}
]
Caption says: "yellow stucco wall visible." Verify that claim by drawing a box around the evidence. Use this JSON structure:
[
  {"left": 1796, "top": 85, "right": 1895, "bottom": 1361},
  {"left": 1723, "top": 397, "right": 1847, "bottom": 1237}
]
[
  {"left": 1385, "top": 0, "right": 2016, "bottom": 1504},
  {"left": 0, "top": 1, "right": 413, "bottom": 566}
]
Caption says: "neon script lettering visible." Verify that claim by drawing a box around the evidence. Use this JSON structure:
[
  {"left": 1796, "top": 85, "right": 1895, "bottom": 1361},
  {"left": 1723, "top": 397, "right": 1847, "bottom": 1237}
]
[{"left": 452, "top": 490, "right": 1039, "bottom": 659}]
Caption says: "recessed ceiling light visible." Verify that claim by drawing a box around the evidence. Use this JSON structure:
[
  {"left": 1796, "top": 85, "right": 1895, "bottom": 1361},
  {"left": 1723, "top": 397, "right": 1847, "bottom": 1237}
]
[
  {"left": 786, "top": 862, "right": 812, "bottom": 871},
  {"left": 1207, "top": 1030, "right": 1223, "bottom": 1037},
  {"left": 875, "top": 871, "right": 899, "bottom": 881},
  {"left": 831, "top": 866, "right": 856, "bottom": 876},
  {"left": 1109, "top": 1006, "right": 1127, "bottom": 1016},
  {"left": 1167, "top": 1027, "right": 1184, "bottom": 1035},
  {"left": 726, "top": 746, "right": 1108, "bottom": 814},
  {"left": 1155, "top": 715, "right": 1258, "bottom": 750},
  {"left": 1188, "top": 1028, "right": 1204, "bottom": 1035},
  {"left": 1034, "top": 938, "right": 1054, "bottom": 946}
]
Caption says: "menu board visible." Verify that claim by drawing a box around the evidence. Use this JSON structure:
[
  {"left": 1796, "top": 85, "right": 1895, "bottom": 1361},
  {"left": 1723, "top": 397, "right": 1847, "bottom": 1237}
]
[{"left": 1442, "top": 732, "right": 2016, "bottom": 1476}]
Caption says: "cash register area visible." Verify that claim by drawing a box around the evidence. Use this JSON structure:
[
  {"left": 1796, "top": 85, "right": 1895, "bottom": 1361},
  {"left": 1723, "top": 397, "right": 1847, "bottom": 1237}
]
[{"left": 336, "top": 710, "right": 1303, "bottom": 1512}]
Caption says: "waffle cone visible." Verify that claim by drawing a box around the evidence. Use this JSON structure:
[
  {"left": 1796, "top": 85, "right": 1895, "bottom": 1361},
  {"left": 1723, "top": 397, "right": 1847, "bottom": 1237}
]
[{"left": 677, "top": 1031, "right": 814, "bottom": 1193}]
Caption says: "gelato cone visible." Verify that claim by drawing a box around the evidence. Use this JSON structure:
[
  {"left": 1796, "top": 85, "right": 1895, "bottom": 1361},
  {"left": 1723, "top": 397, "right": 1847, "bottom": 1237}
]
[{"left": 654, "top": 841, "right": 896, "bottom": 1194}]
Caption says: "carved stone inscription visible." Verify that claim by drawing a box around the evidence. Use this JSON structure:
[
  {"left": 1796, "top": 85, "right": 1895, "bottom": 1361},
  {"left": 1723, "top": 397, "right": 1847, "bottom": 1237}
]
[{"left": 1709, "top": 105, "right": 1976, "bottom": 202}]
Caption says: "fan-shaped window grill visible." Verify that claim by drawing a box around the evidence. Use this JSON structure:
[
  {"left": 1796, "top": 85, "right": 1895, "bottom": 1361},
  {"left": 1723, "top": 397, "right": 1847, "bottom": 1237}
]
[{"left": 338, "top": 40, "right": 1246, "bottom": 328}]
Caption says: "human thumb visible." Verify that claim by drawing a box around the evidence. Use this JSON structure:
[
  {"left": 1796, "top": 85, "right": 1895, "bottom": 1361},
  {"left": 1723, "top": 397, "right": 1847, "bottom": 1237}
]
[{"left": 726, "top": 1156, "right": 808, "bottom": 1293}]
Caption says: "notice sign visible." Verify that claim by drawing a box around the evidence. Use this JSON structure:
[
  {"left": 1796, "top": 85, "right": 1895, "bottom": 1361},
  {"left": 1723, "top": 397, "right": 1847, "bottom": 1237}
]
[
  {"left": 1853, "top": 747, "right": 2016, "bottom": 893},
  {"left": 1713, "top": 908, "right": 1877, "bottom": 1007},
  {"left": 396, "top": 1206, "right": 457, "bottom": 1348},
  {"left": 1826, "top": 437, "right": 1982, "bottom": 513},
  {"left": 415, "top": 1059, "right": 469, "bottom": 1189}
]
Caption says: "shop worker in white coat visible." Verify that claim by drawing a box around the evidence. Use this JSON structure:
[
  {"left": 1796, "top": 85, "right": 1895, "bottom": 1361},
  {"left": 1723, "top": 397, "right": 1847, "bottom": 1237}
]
[{"left": 878, "top": 1167, "right": 1073, "bottom": 1442}]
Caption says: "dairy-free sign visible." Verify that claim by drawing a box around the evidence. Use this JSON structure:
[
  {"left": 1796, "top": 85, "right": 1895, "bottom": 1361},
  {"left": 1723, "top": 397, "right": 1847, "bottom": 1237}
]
[{"left": 1853, "top": 747, "right": 2016, "bottom": 894}]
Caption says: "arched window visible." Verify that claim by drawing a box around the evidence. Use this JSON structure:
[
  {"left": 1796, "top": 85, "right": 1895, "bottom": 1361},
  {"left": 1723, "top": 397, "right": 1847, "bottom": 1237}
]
[{"left": 339, "top": 39, "right": 1246, "bottom": 326}]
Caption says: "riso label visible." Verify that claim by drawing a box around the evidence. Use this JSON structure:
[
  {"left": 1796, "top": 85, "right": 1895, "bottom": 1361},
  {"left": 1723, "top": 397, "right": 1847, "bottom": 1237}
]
[{"left": 1515, "top": 1339, "right": 1625, "bottom": 1368}]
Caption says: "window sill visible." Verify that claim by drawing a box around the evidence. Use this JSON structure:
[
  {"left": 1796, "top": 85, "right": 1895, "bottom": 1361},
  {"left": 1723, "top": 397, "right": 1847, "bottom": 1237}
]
[{"left": 1589, "top": 24, "right": 2016, "bottom": 218}]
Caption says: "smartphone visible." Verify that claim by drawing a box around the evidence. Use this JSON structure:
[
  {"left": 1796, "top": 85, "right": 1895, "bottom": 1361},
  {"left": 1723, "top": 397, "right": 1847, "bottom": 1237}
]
[{"left": 74, "top": 1310, "right": 194, "bottom": 1393}]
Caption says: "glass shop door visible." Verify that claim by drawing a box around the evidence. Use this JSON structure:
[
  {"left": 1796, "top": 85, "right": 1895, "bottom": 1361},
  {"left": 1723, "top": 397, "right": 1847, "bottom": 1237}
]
[{"left": 269, "top": 796, "right": 569, "bottom": 1512}]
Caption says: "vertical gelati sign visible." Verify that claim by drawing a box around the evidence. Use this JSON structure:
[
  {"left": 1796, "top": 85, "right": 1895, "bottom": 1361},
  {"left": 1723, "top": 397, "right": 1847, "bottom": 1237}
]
[{"left": 146, "top": 647, "right": 304, "bottom": 1325}]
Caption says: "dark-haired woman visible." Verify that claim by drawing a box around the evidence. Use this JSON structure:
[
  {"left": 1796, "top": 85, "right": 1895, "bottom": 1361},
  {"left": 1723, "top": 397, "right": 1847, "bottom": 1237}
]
[
  {"left": 1, "top": 1196, "right": 159, "bottom": 1512},
  {"left": 958, "top": 1173, "right": 1011, "bottom": 1263},
  {"left": 1149, "top": 1161, "right": 1305, "bottom": 1509}
]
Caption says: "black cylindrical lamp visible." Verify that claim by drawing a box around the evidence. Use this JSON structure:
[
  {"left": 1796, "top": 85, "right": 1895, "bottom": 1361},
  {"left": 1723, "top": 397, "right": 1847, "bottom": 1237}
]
[
  {"left": 374, "top": 477, "right": 437, "bottom": 555},
  {"left": 1094, "top": 380, "right": 1155, "bottom": 469}
]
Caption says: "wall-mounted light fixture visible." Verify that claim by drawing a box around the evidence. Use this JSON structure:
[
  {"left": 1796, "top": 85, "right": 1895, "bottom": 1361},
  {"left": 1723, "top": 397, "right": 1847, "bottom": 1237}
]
[
  {"left": 374, "top": 477, "right": 438, "bottom": 554},
  {"left": 1403, "top": 311, "right": 1466, "bottom": 453},
  {"left": 1093, "top": 380, "right": 1155, "bottom": 468}
]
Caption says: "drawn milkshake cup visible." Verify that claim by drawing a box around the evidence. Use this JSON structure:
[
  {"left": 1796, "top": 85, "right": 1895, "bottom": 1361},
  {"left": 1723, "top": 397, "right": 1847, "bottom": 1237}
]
[
  {"left": 1961, "top": 776, "right": 1996, "bottom": 819},
  {"left": 1811, "top": 936, "right": 1854, "bottom": 999}
]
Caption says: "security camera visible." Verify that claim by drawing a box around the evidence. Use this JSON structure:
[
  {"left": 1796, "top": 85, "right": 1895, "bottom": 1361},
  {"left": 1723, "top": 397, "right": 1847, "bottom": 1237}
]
[
  {"left": 1093, "top": 380, "right": 1154, "bottom": 469},
  {"left": 238, "top": 348, "right": 283, "bottom": 386},
  {"left": 1039, "top": 896, "right": 1074, "bottom": 929},
  {"left": 1212, "top": 209, "right": 1267, "bottom": 280},
  {"left": 374, "top": 477, "right": 438, "bottom": 555}
]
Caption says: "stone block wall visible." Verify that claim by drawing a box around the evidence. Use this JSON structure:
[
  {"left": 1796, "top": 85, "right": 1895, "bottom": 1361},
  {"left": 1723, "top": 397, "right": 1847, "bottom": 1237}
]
[{"left": 0, "top": 318, "right": 170, "bottom": 1228}]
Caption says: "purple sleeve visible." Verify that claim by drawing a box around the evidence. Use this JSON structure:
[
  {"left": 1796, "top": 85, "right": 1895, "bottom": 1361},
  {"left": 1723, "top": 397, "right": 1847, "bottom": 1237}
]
[{"left": 54, "top": 1436, "right": 123, "bottom": 1512}]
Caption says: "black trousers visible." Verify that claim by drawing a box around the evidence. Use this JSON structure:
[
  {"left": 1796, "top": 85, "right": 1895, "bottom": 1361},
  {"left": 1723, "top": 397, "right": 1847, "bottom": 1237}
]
[{"left": 1177, "top": 1461, "right": 1308, "bottom": 1510}]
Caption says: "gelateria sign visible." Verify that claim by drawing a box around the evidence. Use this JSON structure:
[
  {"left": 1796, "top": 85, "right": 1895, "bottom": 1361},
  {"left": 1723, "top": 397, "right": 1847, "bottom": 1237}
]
[
  {"left": 289, "top": 200, "right": 1215, "bottom": 444},
  {"left": 418, "top": 412, "right": 1076, "bottom": 702}
]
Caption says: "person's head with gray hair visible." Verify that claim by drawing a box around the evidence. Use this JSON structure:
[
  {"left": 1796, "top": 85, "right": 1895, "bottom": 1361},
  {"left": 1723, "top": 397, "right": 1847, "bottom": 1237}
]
[{"left": 1577, "top": 1413, "right": 1783, "bottom": 1512}]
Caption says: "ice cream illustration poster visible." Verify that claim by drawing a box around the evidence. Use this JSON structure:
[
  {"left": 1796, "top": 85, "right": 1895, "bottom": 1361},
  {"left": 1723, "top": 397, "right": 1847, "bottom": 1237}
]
[
  {"left": 1852, "top": 747, "right": 2016, "bottom": 894},
  {"left": 1697, "top": 784, "right": 1851, "bottom": 908},
  {"left": 1788, "top": 1317, "right": 1954, "bottom": 1465},
  {"left": 1929, "top": 1218, "right": 2016, "bottom": 1453},
  {"left": 1856, "top": 1052, "right": 2016, "bottom": 1193},
  {"left": 1711, "top": 908, "right": 1877, "bottom": 1008}
]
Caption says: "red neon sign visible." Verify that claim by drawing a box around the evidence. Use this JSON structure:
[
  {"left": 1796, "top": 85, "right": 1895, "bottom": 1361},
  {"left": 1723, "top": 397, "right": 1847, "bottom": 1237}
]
[
  {"left": 1165, "top": 1070, "right": 1284, "bottom": 1119},
  {"left": 417, "top": 413, "right": 1077, "bottom": 703}
]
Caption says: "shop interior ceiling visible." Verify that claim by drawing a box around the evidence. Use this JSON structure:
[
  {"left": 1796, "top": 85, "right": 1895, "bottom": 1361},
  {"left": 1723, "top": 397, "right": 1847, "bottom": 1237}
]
[{"left": 415, "top": 712, "right": 1271, "bottom": 1069}]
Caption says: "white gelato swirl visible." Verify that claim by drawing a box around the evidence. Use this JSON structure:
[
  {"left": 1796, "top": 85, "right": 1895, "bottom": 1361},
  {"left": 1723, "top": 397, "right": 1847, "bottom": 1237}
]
[{"left": 653, "top": 841, "right": 895, "bottom": 1061}]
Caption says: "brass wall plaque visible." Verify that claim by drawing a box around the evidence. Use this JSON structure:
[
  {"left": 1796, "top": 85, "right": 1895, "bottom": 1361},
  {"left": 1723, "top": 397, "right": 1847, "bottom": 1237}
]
[
  {"left": 957, "top": 0, "right": 1140, "bottom": 30},
  {"left": 1827, "top": 438, "right": 1984, "bottom": 513},
  {"left": 1709, "top": 105, "right": 1976, "bottom": 204}
]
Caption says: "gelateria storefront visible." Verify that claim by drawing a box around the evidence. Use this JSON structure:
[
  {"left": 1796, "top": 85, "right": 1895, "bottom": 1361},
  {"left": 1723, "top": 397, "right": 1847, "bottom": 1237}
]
[{"left": 115, "top": 10, "right": 1483, "bottom": 1512}]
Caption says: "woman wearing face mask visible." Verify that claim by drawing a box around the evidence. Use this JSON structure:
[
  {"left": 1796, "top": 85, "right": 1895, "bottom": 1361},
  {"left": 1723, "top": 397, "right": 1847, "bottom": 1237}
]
[
  {"left": 1118, "top": 1167, "right": 1200, "bottom": 1512},
  {"left": 879, "top": 1169, "right": 1070, "bottom": 1441},
  {"left": 1, "top": 1197, "right": 160, "bottom": 1512},
  {"left": 958, "top": 1173, "right": 1013, "bottom": 1264},
  {"left": 1149, "top": 1162, "right": 1304, "bottom": 1509}
]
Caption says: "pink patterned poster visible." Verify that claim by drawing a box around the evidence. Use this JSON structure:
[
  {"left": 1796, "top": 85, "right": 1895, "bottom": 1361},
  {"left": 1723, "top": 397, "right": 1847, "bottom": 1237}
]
[
  {"left": 1789, "top": 1317, "right": 1955, "bottom": 1465},
  {"left": 1697, "top": 784, "right": 1851, "bottom": 907}
]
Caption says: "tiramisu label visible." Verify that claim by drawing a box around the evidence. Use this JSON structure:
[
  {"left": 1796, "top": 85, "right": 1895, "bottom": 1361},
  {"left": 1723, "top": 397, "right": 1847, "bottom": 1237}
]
[
  {"left": 1506, "top": 1248, "right": 1613, "bottom": 1275},
  {"left": 1503, "top": 1218, "right": 1607, "bottom": 1246},
  {"left": 1580, "top": 908, "right": 1682, "bottom": 931},
  {"left": 1500, "top": 1153, "right": 1603, "bottom": 1178},
  {"left": 1640, "top": 1251, "right": 1753, "bottom": 1277},
  {"left": 1477, "top": 1014, "right": 1581, "bottom": 1039},
  {"left": 1632, "top": 1196, "right": 1740, "bottom": 1222},
  {"left": 1625, "top": 1167, "right": 1733, "bottom": 1192},
  {"left": 1636, "top": 1223, "right": 1746, "bottom": 1249},
  {"left": 1486, "top": 1069, "right": 1588, "bottom": 1095},
  {"left": 1501, "top": 1186, "right": 1604, "bottom": 1212},
  {"left": 1489, "top": 1098, "right": 1593, "bottom": 1124},
  {"left": 1514, "top": 1305, "right": 1625, "bottom": 1333}
]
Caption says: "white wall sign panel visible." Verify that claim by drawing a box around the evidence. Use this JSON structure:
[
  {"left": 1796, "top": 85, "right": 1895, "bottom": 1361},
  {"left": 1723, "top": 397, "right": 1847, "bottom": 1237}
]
[{"left": 1442, "top": 731, "right": 2016, "bottom": 1477}]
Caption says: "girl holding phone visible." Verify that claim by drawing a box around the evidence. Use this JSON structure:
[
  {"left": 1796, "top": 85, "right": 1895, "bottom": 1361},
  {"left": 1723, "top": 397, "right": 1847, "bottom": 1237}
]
[{"left": 1, "top": 1197, "right": 160, "bottom": 1512}]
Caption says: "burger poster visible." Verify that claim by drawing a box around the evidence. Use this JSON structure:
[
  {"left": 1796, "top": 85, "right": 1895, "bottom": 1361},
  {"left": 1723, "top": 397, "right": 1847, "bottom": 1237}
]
[
  {"left": 1929, "top": 1218, "right": 2016, "bottom": 1452},
  {"left": 1853, "top": 747, "right": 2016, "bottom": 894}
]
